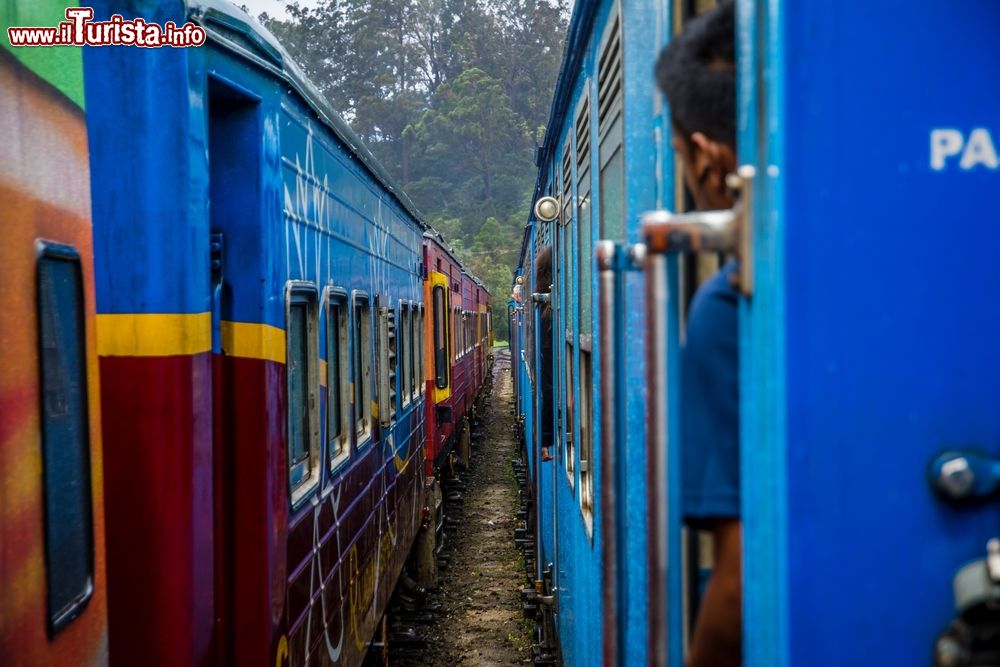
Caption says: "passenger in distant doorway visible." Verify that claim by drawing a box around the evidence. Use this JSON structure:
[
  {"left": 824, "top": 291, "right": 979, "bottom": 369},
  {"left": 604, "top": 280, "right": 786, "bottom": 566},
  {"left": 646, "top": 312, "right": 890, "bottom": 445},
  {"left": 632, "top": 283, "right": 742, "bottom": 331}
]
[
  {"left": 655, "top": 2, "right": 741, "bottom": 666},
  {"left": 535, "top": 245, "right": 554, "bottom": 463}
]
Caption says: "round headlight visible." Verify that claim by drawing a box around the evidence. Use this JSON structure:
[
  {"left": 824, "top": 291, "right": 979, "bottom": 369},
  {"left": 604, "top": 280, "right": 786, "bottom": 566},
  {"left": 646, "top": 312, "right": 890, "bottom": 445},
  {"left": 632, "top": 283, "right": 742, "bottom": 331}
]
[{"left": 534, "top": 196, "right": 559, "bottom": 223}]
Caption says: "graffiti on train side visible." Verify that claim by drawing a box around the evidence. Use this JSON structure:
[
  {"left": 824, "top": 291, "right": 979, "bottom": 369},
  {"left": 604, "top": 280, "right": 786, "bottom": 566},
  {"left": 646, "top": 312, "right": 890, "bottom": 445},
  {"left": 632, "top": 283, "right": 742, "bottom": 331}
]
[
  {"left": 347, "top": 518, "right": 397, "bottom": 651},
  {"left": 282, "top": 119, "right": 420, "bottom": 294}
]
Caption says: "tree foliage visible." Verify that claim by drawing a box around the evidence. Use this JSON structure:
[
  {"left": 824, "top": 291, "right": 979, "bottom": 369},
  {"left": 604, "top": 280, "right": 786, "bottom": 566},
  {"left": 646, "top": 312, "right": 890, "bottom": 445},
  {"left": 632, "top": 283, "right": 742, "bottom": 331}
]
[{"left": 259, "top": 0, "right": 567, "bottom": 340}]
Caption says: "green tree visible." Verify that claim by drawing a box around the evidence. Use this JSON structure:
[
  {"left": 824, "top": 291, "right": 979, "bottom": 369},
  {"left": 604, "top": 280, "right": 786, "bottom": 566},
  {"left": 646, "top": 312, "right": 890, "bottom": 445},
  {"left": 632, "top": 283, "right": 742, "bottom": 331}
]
[{"left": 405, "top": 68, "right": 532, "bottom": 230}]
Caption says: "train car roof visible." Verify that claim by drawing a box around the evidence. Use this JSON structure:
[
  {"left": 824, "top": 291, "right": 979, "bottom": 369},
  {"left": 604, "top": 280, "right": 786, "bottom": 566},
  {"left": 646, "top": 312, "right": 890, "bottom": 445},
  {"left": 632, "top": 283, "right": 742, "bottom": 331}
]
[
  {"left": 422, "top": 229, "right": 463, "bottom": 267},
  {"left": 530, "top": 0, "right": 600, "bottom": 214},
  {"left": 191, "top": 0, "right": 428, "bottom": 232}
]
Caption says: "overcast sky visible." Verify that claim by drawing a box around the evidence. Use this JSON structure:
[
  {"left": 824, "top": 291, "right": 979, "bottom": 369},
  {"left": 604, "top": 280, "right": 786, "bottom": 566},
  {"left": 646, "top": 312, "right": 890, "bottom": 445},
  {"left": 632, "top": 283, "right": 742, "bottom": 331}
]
[{"left": 233, "top": 0, "right": 319, "bottom": 21}]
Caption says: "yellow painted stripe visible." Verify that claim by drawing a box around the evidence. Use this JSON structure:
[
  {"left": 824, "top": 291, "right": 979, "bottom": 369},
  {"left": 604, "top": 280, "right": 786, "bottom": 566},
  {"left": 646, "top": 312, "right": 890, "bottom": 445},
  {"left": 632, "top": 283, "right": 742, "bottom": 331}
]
[
  {"left": 97, "top": 313, "right": 211, "bottom": 357},
  {"left": 221, "top": 320, "right": 286, "bottom": 364}
]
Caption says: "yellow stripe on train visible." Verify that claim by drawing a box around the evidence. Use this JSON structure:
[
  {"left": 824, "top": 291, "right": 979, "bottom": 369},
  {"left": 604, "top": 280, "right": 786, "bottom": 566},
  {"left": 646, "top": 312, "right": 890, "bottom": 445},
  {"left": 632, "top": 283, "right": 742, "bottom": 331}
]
[
  {"left": 97, "top": 313, "right": 289, "bottom": 365},
  {"left": 97, "top": 312, "right": 212, "bottom": 356},
  {"left": 220, "top": 320, "right": 286, "bottom": 365}
]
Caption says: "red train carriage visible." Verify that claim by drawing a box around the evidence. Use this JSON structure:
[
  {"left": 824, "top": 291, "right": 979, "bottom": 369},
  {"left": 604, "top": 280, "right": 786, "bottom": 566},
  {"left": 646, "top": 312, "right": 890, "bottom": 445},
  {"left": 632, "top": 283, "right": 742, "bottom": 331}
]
[
  {"left": 421, "top": 232, "right": 466, "bottom": 475},
  {"left": 0, "top": 18, "right": 109, "bottom": 665},
  {"left": 417, "top": 232, "right": 491, "bottom": 582},
  {"left": 473, "top": 279, "right": 492, "bottom": 399}
]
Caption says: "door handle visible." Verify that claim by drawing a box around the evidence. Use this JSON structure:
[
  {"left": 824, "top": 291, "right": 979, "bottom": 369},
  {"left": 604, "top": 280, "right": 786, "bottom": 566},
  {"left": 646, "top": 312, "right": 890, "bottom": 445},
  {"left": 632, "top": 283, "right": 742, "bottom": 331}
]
[{"left": 640, "top": 164, "right": 755, "bottom": 295}]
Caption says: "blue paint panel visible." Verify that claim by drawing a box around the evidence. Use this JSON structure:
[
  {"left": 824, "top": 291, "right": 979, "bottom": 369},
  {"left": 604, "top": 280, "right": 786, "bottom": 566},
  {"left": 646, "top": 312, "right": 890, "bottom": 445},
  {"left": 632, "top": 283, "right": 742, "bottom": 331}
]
[
  {"left": 85, "top": 4, "right": 210, "bottom": 315},
  {"left": 743, "top": 2, "right": 1000, "bottom": 665}
]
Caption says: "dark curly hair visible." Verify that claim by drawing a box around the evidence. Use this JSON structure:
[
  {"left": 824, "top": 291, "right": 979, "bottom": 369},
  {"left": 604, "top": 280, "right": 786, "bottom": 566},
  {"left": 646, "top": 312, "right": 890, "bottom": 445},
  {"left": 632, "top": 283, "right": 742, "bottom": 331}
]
[{"left": 655, "top": 0, "right": 736, "bottom": 149}]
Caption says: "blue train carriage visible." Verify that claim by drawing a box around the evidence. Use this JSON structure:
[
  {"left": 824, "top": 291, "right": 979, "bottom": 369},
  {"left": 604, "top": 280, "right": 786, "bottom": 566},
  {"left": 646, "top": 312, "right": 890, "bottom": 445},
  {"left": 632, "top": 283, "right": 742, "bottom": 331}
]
[
  {"left": 632, "top": 3, "right": 1000, "bottom": 667},
  {"left": 518, "top": 0, "right": 1000, "bottom": 664},
  {"left": 510, "top": 0, "right": 669, "bottom": 664},
  {"left": 84, "top": 1, "right": 427, "bottom": 665}
]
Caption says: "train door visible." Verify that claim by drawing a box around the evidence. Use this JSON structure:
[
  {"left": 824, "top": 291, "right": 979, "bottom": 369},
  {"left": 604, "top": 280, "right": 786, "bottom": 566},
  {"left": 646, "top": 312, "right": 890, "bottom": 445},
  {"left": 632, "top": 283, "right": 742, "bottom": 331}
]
[
  {"left": 646, "top": 2, "right": 1000, "bottom": 666},
  {"left": 206, "top": 77, "right": 261, "bottom": 665},
  {"left": 742, "top": 3, "right": 1000, "bottom": 666}
]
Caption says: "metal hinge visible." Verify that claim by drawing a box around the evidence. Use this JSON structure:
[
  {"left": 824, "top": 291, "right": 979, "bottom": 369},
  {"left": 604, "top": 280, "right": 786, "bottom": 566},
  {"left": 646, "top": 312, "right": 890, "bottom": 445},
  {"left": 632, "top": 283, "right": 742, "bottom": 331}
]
[{"left": 210, "top": 232, "right": 224, "bottom": 282}]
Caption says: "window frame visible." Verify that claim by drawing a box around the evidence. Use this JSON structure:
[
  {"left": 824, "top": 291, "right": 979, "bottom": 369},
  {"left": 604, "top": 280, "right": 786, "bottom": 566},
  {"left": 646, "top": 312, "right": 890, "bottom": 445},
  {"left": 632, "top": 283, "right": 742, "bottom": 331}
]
[
  {"left": 352, "top": 290, "right": 374, "bottom": 447},
  {"left": 432, "top": 285, "right": 450, "bottom": 390},
  {"left": 35, "top": 240, "right": 96, "bottom": 635},
  {"left": 417, "top": 306, "right": 426, "bottom": 396},
  {"left": 285, "top": 281, "right": 321, "bottom": 509},
  {"left": 324, "top": 287, "right": 350, "bottom": 475},
  {"left": 400, "top": 302, "right": 412, "bottom": 407}
]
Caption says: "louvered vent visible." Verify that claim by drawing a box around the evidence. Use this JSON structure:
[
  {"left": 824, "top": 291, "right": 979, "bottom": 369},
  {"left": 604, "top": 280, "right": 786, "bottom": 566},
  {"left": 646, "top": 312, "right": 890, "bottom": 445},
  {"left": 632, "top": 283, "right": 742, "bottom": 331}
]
[
  {"left": 379, "top": 306, "right": 397, "bottom": 426},
  {"left": 561, "top": 143, "right": 573, "bottom": 223},
  {"left": 597, "top": 12, "right": 622, "bottom": 130},
  {"left": 576, "top": 94, "right": 591, "bottom": 170}
]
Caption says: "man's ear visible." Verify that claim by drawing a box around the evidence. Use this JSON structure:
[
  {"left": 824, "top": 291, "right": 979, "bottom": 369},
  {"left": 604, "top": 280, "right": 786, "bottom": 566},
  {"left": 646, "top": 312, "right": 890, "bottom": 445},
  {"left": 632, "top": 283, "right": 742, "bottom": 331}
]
[
  {"left": 690, "top": 132, "right": 737, "bottom": 174},
  {"left": 690, "top": 132, "right": 738, "bottom": 203}
]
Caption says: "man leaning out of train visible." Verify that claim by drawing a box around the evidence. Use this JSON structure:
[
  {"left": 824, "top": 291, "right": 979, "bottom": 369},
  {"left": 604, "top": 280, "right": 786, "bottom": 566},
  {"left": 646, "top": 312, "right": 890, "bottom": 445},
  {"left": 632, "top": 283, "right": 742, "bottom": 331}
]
[
  {"left": 656, "top": 2, "right": 742, "bottom": 666},
  {"left": 536, "top": 245, "right": 555, "bottom": 463}
]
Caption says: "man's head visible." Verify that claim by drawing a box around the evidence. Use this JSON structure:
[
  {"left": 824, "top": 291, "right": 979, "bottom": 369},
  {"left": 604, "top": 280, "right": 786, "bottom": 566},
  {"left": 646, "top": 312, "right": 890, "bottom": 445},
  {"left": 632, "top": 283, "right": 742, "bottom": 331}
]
[{"left": 655, "top": 1, "right": 736, "bottom": 211}]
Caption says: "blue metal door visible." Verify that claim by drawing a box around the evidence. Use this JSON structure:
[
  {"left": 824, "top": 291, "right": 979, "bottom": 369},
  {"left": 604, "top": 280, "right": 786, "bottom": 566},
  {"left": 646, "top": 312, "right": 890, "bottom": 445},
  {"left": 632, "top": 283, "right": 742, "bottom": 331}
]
[{"left": 740, "top": 2, "right": 1000, "bottom": 666}]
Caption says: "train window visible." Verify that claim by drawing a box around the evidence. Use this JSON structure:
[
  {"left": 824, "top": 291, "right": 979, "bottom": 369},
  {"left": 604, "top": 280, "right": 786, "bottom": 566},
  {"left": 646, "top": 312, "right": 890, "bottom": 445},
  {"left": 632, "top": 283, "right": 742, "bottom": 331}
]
[
  {"left": 417, "top": 307, "right": 425, "bottom": 395},
  {"left": 576, "top": 85, "right": 596, "bottom": 527},
  {"left": 326, "top": 291, "right": 349, "bottom": 471},
  {"left": 36, "top": 243, "right": 95, "bottom": 634},
  {"left": 673, "top": 0, "right": 721, "bottom": 334},
  {"left": 286, "top": 283, "right": 320, "bottom": 507},
  {"left": 353, "top": 294, "right": 373, "bottom": 445},
  {"left": 579, "top": 348, "right": 594, "bottom": 532},
  {"left": 433, "top": 287, "right": 449, "bottom": 389},
  {"left": 377, "top": 306, "right": 398, "bottom": 426},
  {"left": 401, "top": 305, "right": 411, "bottom": 407},
  {"left": 561, "top": 138, "right": 577, "bottom": 488},
  {"left": 598, "top": 9, "right": 624, "bottom": 241},
  {"left": 409, "top": 305, "right": 418, "bottom": 399}
]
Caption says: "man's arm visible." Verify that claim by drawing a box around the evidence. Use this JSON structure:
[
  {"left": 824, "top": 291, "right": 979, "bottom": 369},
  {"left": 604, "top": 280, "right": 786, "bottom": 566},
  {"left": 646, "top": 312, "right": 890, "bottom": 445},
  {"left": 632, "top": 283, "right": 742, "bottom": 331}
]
[{"left": 687, "top": 519, "right": 742, "bottom": 667}]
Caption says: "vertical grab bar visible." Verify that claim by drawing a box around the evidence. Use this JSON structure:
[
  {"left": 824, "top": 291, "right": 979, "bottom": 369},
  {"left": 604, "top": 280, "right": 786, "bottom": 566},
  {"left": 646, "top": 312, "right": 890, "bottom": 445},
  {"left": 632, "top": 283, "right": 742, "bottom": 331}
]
[
  {"left": 596, "top": 240, "right": 621, "bottom": 667},
  {"left": 645, "top": 251, "right": 669, "bottom": 667}
]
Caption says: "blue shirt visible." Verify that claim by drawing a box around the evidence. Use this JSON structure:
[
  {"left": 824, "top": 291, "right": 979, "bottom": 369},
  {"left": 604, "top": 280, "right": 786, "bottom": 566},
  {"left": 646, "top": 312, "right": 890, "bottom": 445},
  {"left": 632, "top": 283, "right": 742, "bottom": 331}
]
[{"left": 681, "top": 261, "right": 740, "bottom": 522}]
